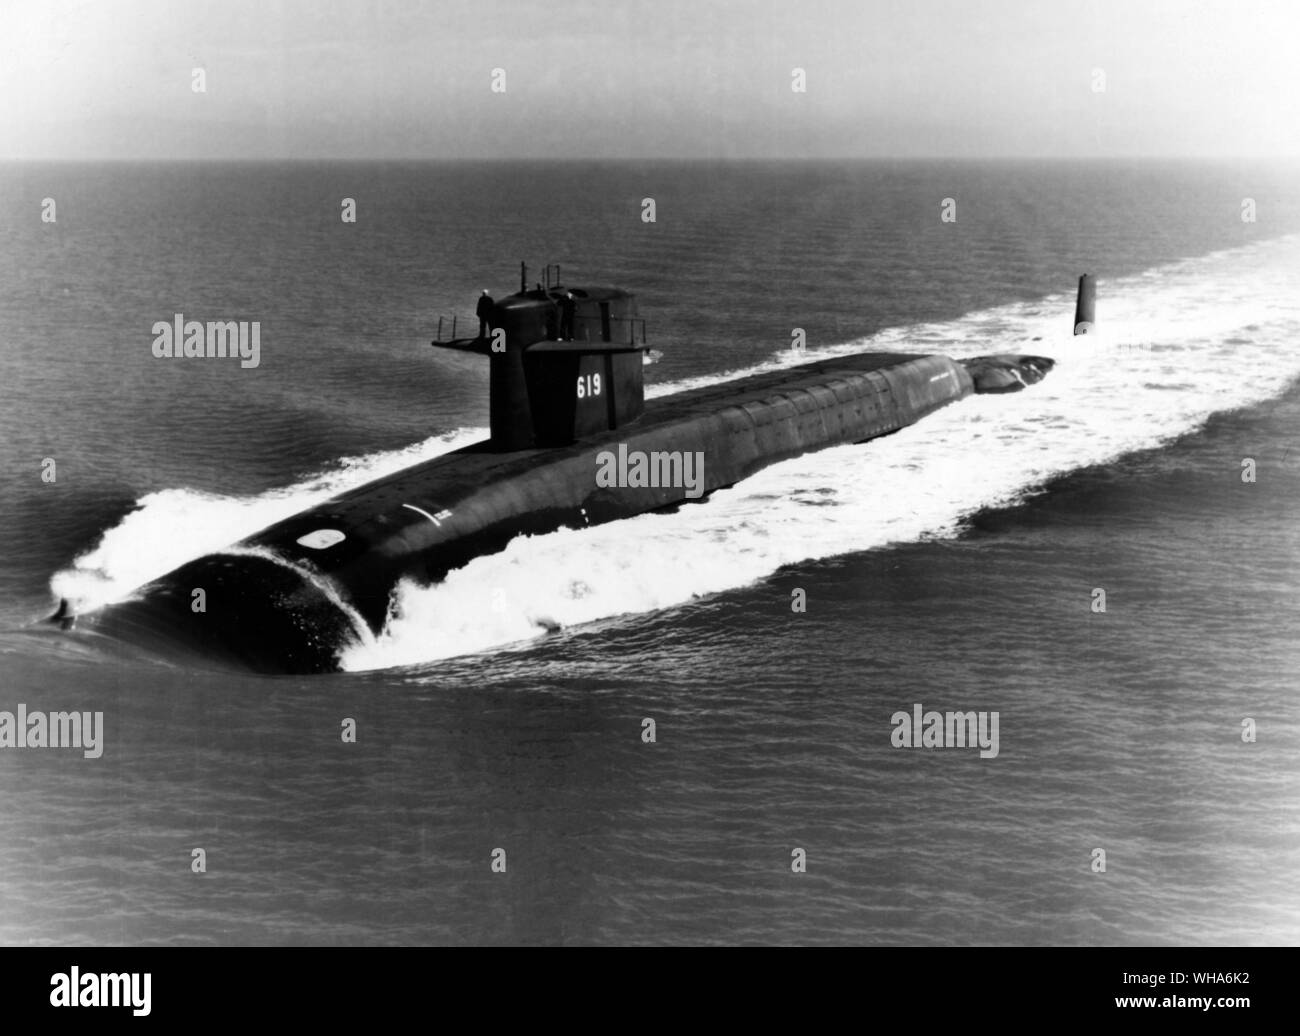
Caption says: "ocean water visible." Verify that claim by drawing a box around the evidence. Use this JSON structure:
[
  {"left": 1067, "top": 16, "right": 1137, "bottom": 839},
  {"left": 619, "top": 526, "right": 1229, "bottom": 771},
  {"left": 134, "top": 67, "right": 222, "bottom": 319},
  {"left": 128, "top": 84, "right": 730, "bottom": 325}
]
[{"left": 0, "top": 159, "right": 1298, "bottom": 945}]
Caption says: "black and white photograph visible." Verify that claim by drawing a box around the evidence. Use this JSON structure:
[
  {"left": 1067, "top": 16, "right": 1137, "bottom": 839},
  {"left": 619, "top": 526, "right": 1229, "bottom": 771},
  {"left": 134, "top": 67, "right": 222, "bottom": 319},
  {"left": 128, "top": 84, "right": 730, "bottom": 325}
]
[{"left": 0, "top": 0, "right": 1297, "bottom": 975}]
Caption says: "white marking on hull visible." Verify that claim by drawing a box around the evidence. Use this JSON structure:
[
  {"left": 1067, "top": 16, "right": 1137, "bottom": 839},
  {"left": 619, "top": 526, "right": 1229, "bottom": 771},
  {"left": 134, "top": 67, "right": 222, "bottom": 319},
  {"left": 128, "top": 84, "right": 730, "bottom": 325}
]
[
  {"left": 402, "top": 503, "right": 441, "bottom": 525},
  {"left": 296, "top": 529, "right": 346, "bottom": 549}
]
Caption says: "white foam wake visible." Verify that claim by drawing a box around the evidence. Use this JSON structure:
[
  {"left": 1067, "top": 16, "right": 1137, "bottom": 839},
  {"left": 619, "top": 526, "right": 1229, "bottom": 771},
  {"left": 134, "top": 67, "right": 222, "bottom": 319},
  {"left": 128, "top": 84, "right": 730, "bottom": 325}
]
[
  {"left": 50, "top": 429, "right": 485, "bottom": 615},
  {"left": 220, "top": 545, "right": 378, "bottom": 653}
]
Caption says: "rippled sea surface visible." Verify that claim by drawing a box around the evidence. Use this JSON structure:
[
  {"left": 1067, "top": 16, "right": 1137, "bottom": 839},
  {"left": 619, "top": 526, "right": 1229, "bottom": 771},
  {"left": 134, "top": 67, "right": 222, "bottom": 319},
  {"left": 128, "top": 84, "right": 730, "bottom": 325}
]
[{"left": 1, "top": 159, "right": 1298, "bottom": 944}]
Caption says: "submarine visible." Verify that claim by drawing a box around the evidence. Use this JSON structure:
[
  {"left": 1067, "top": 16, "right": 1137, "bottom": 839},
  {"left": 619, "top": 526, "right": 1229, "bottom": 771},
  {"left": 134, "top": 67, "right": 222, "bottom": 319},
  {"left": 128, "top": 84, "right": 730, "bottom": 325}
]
[{"left": 57, "top": 266, "right": 1093, "bottom": 674}]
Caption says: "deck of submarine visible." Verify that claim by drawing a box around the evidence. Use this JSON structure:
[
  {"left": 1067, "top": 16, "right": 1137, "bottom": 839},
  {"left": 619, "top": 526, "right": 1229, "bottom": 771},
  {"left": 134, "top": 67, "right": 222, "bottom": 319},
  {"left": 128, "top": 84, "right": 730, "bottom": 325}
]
[{"left": 325, "top": 350, "right": 936, "bottom": 511}]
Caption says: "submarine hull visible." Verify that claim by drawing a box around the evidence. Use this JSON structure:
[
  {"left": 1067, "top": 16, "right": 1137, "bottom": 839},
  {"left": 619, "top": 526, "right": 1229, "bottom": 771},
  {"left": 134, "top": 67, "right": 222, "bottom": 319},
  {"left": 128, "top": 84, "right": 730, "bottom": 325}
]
[{"left": 77, "top": 350, "right": 1050, "bottom": 673}]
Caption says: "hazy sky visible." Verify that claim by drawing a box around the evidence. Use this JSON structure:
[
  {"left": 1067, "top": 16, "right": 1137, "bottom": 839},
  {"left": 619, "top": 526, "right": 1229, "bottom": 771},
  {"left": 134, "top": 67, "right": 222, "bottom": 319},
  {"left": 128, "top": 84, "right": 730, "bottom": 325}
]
[{"left": 2, "top": 0, "right": 1297, "bottom": 159}]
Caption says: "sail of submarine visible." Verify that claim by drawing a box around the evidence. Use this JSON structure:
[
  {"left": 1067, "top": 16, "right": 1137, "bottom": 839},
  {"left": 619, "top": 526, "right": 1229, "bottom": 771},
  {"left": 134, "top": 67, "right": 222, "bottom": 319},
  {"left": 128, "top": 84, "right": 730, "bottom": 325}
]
[{"left": 60, "top": 269, "right": 1095, "bottom": 673}]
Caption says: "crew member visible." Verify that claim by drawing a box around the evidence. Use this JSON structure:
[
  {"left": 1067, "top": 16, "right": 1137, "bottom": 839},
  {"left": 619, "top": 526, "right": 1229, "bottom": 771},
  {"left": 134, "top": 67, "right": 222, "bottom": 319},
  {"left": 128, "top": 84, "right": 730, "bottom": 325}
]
[
  {"left": 476, "top": 289, "right": 494, "bottom": 339},
  {"left": 559, "top": 291, "right": 576, "bottom": 341}
]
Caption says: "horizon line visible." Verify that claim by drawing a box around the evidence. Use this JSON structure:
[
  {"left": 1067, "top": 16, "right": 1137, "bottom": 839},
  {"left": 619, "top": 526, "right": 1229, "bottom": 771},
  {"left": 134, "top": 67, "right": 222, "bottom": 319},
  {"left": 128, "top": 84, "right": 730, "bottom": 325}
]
[{"left": 4, "top": 154, "right": 1298, "bottom": 164}]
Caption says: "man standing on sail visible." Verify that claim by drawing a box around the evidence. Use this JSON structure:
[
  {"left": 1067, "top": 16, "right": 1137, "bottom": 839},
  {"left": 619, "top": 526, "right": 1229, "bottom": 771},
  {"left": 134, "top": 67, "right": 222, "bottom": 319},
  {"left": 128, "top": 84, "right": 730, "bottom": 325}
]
[{"left": 476, "top": 289, "right": 494, "bottom": 340}]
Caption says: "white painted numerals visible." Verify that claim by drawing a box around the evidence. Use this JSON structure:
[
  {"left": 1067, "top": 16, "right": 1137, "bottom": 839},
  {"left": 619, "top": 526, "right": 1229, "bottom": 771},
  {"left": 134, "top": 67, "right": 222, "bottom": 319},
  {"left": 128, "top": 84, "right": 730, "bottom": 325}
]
[{"left": 576, "top": 373, "right": 602, "bottom": 399}]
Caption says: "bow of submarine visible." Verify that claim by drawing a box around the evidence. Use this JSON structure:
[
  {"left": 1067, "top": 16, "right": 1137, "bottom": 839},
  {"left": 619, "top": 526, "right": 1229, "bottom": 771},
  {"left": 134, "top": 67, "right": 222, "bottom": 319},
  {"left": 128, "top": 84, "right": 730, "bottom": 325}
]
[{"left": 80, "top": 552, "right": 366, "bottom": 674}]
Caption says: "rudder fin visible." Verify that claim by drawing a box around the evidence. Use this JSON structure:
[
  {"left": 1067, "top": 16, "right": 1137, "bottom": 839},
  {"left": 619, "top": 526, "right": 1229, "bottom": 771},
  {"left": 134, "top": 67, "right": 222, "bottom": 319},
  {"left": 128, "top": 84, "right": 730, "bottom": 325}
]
[{"left": 1074, "top": 273, "right": 1096, "bottom": 335}]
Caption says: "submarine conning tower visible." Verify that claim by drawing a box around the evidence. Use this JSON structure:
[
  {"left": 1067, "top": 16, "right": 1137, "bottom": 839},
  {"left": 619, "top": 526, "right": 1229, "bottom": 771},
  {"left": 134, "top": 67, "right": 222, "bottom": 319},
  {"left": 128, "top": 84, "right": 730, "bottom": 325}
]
[{"left": 433, "top": 262, "right": 649, "bottom": 451}]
